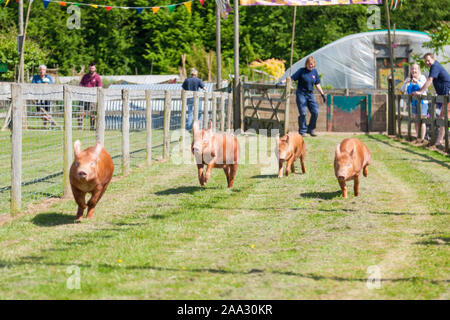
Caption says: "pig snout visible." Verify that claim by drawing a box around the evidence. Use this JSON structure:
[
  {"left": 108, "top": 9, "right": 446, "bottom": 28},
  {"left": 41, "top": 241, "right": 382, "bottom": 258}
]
[{"left": 77, "top": 170, "right": 88, "bottom": 179}]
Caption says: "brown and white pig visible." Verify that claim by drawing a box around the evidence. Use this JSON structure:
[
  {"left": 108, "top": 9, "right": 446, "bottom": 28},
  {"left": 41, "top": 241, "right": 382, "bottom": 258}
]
[
  {"left": 334, "top": 138, "right": 371, "bottom": 198},
  {"left": 275, "top": 132, "right": 306, "bottom": 178},
  {"left": 192, "top": 120, "right": 240, "bottom": 188},
  {"left": 70, "top": 140, "right": 114, "bottom": 221}
]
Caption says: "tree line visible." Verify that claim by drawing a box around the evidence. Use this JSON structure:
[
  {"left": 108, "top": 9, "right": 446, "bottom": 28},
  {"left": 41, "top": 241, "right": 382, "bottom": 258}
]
[{"left": 0, "top": 0, "right": 448, "bottom": 81}]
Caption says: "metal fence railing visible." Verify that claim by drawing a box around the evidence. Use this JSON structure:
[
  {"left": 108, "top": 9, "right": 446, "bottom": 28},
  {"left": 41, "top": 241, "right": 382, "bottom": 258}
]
[{"left": 1, "top": 83, "right": 233, "bottom": 215}]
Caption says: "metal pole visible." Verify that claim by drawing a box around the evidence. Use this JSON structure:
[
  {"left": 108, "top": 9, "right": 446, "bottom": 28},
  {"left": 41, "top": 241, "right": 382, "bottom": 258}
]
[
  {"left": 233, "top": 0, "right": 240, "bottom": 131},
  {"left": 289, "top": 6, "right": 297, "bottom": 78},
  {"left": 18, "top": 0, "right": 24, "bottom": 83},
  {"left": 384, "top": 0, "right": 396, "bottom": 135},
  {"left": 216, "top": 5, "right": 222, "bottom": 89}
]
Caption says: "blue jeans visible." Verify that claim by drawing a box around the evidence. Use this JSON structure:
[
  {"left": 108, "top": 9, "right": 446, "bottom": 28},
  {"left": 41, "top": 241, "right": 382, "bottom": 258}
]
[
  {"left": 186, "top": 98, "right": 203, "bottom": 130},
  {"left": 296, "top": 91, "right": 319, "bottom": 134}
]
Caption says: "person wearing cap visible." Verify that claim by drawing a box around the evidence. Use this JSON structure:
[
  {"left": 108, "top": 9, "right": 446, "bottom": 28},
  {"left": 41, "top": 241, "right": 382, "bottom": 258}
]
[
  {"left": 79, "top": 62, "right": 102, "bottom": 130},
  {"left": 32, "top": 65, "right": 54, "bottom": 128},
  {"left": 182, "top": 68, "right": 206, "bottom": 130}
]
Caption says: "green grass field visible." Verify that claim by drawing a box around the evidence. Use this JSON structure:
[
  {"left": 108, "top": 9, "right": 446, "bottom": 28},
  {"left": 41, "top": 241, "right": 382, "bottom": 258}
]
[{"left": 0, "top": 133, "right": 448, "bottom": 299}]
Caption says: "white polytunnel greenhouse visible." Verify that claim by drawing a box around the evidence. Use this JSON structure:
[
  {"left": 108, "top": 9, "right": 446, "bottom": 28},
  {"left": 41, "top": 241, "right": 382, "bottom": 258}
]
[{"left": 281, "top": 30, "right": 450, "bottom": 90}]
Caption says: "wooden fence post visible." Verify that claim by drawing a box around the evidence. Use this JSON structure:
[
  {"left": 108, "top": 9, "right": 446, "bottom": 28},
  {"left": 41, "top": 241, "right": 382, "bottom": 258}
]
[
  {"left": 284, "top": 78, "right": 291, "bottom": 135},
  {"left": 63, "top": 85, "right": 72, "bottom": 198},
  {"left": 11, "top": 83, "right": 23, "bottom": 215},
  {"left": 397, "top": 95, "right": 401, "bottom": 138},
  {"left": 407, "top": 95, "right": 412, "bottom": 141},
  {"left": 227, "top": 91, "right": 233, "bottom": 133},
  {"left": 122, "top": 89, "right": 130, "bottom": 176},
  {"left": 146, "top": 90, "right": 152, "bottom": 166},
  {"left": 444, "top": 96, "right": 449, "bottom": 153},
  {"left": 193, "top": 91, "right": 199, "bottom": 125},
  {"left": 430, "top": 97, "right": 436, "bottom": 146},
  {"left": 163, "top": 90, "right": 172, "bottom": 160},
  {"left": 220, "top": 92, "right": 225, "bottom": 132},
  {"left": 203, "top": 91, "right": 209, "bottom": 129},
  {"left": 181, "top": 89, "right": 187, "bottom": 147},
  {"left": 240, "top": 80, "right": 245, "bottom": 131},
  {"left": 211, "top": 92, "right": 217, "bottom": 130},
  {"left": 417, "top": 96, "right": 422, "bottom": 140},
  {"left": 96, "top": 87, "right": 105, "bottom": 146}
]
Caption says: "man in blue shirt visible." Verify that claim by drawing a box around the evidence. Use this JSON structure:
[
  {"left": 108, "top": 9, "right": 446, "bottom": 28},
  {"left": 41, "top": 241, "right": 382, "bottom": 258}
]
[
  {"left": 32, "top": 65, "right": 54, "bottom": 128},
  {"left": 413, "top": 53, "right": 450, "bottom": 149},
  {"left": 290, "top": 56, "right": 326, "bottom": 137},
  {"left": 182, "top": 68, "right": 206, "bottom": 130}
]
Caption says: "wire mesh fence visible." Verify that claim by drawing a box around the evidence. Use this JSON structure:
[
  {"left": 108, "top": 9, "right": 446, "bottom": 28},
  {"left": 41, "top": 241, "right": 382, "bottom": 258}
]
[{"left": 1, "top": 83, "right": 232, "bottom": 215}]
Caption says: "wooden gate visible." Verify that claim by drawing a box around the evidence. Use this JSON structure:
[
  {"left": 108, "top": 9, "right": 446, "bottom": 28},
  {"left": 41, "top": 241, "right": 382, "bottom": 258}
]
[{"left": 242, "top": 80, "right": 291, "bottom": 134}]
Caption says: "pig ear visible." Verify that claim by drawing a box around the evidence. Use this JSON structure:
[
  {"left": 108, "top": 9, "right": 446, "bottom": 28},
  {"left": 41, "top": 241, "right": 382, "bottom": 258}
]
[
  {"left": 285, "top": 134, "right": 289, "bottom": 142},
  {"left": 349, "top": 145, "right": 356, "bottom": 157},
  {"left": 335, "top": 144, "right": 341, "bottom": 157},
  {"left": 93, "top": 141, "right": 103, "bottom": 158},
  {"left": 74, "top": 140, "right": 81, "bottom": 157}
]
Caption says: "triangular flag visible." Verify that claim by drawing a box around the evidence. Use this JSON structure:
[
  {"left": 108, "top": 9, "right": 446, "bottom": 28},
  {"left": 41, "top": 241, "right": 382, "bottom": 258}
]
[
  {"left": 168, "top": 4, "right": 176, "bottom": 13},
  {"left": 58, "top": 1, "right": 66, "bottom": 6},
  {"left": 4, "top": 0, "right": 11, "bottom": 6},
  {"left": 184, "top": 1, "right": 192, "bottom": 13},
  {"left": 198, "top": 0, "right": 205, "bottom": 5},
  {"left": 136, "top": 8, "right": 144, "bottom": 14},
  {"left": 152, "top": 7, "right": 160, "bottom": 14},
  {"left": 74, "top": 3, "right": 80, "bottom": 6},
  {"left": 105, "top": 6, "right": 113, "bottom": 11},
  {"left": 90, "top": 4, "right": 98, "bottom": 8},
  {"left": 42, "top": 0, "right": 49, "bottom": 9}
]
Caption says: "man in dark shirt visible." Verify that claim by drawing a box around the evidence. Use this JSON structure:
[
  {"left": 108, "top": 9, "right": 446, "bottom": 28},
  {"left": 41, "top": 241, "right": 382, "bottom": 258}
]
[
  {"left": 182, "top": 68, "right": 206, "bottom": 130},
  {"left": 413, "top": 53, "right": 450, "bottom": 148},
  {"left": 79, "top": 62, "right": 102, "bottom": 130}
]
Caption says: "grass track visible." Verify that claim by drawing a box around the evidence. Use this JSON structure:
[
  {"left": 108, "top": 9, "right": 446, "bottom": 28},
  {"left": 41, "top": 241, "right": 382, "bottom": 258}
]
[{"left": 0, "top": 134, "right": 448, "bottom": 299}]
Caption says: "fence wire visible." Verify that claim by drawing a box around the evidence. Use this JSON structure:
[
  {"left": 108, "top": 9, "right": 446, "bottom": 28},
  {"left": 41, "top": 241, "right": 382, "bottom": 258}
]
[{"left": 1, "top": 85, "right": 231, "bottom": 215}]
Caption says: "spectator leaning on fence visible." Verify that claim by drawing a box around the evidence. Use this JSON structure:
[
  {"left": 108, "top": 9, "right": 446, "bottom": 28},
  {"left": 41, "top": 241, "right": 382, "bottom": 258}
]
[
  {"left": 32, "top": 65, "right": 54, "bottom": 128},
  {"left": 413, "top": 53, "right": 450, "bottom": 150},
  {"left": 401, "top": 63, "right": 428, "bottom": 142},
  {"left": 79, "top": 62, "right": 102, "bottom": 130},
  {"left": 182, "top": 68, "right": 206, "bottom": 131}
]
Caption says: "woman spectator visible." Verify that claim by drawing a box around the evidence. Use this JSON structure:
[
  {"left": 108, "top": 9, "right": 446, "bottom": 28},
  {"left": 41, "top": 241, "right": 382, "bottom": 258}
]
[{"left": 401, "top": 63, "right": 428, "bottom": 143}]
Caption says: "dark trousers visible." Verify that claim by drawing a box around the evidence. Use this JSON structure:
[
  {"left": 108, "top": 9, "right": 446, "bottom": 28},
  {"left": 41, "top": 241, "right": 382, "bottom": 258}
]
[{"left": 296, "top": 91, "right": 319, "bottom": 134}]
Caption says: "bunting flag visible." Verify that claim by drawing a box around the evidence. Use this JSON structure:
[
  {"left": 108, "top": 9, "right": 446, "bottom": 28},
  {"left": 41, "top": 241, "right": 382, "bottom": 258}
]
[
  {"left": 216, "top": 0, "right": 232, "bottom": 19},
  {"left": 240, "top": 0, "right": 382, "bottom": 6},
  {"left": 41, "top": 0, "right": 207, "bottom": 15},
  {"left": 389, "top": 0, "right": 406, "bottom": 10},
  {"left": 184, "top": 1, "right": 192, "bottom": 13}
]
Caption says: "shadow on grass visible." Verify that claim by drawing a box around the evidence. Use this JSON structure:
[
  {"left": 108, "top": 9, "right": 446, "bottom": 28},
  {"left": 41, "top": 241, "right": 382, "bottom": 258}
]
[
  {"left": 367, "top": 135, "right": 450, "bottom": 169},
  {"left": 251, "top": 174, "right": 278, "bottom": 179},
  {"left": 415, "top": 232, "right": 450, "bottom": 246},
  {"left": 155, "top": 186, "right": 211, "bottom": 195},
  {"left": 300, "top": 191, "right": 342, "bottom": 200},
  {"left": 31, "top": 212, "right": 75, "bottom": 227},
  {"left": 1, "top": 258, "right": 448, "bottom": 286}
]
